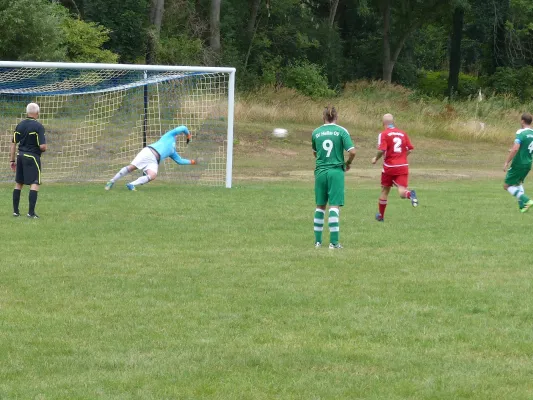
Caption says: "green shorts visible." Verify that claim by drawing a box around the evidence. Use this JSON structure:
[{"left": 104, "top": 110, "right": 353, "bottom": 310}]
[
  {"left": 315, "top": 167, "right": 345, "bottom": 206},
  {"left": 505, "top": 166, "right": 531, "bottom": 186}
]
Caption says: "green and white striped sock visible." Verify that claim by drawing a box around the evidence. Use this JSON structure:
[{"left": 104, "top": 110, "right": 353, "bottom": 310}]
[
  {"left": 314, "top": 209, "right": 325, "bottom": 243},
  {"left": 508, "top": 185, "right": 530, "bottom": 205},
  {"left": 328, "top": 208, "right": 340, "bottom": 245}
]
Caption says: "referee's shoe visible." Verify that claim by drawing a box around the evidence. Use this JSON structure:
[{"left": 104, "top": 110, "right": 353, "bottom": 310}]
[{"left": 27, "top": 213, "right": 40, "bottom": 219}]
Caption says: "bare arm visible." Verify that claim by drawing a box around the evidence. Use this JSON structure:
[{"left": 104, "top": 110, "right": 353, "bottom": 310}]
[
  {"left": 9, "top": 143, "right": 16, "bottom": 161},
  {"left": 9, "top": 143, "right": 16, "bottom": 171},
  {"left": 504, "top": 143, "right": 520, "bottom": 171},
  {"left": 372, "top": 150, "right": 385, "bottom": 164},
  {"left": 40, "top": 144, "right": 47, "bottom": 153},
  {"left": 345, "top": 148, "right": 356, "bottom": 171}
]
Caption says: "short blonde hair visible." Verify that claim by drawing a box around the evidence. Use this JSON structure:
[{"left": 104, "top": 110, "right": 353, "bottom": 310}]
[
  {"left": 26, "top": 102, "right": 40, "bottom": 115},
  {"left": 382, "top": 113, "right": 394, "bottom": 125}
]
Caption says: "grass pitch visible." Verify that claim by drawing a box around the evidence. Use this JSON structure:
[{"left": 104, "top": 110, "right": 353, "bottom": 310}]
[{"left": 1, "top": 180, "right": 533, "bottom": 399}]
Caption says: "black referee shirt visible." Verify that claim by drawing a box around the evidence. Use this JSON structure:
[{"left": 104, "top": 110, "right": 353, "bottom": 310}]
[{"left": 13, "top": 118, "right": 46, "bottom": 156}]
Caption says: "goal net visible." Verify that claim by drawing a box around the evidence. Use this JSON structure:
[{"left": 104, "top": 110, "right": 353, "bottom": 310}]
[{"left": 0, "top": 62, "right": 235, "bottom": 187}]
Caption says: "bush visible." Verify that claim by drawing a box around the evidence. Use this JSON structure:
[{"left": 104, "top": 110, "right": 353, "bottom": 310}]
[
  {"left": 488, "top": 66, "right": 533, "bottom": 102},
  {"left": 158, "top": 35, "right": 204, "bottom": 66},
  {"left": 417, "top": 71, "right": 448, "bottom": 97},
  {"left": 416, "top": 71, "right": 480, "bottom": 99},
  {"left": 62, "top": 18, "right": 118, "bottom": 63},
  {"left": 283, "top": 61, "right": 336, "bottom": 98}
]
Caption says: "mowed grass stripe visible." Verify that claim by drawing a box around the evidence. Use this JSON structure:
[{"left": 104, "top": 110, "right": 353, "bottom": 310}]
[{"left": 1, "top": 181, "right": 533, "bottom": 399}]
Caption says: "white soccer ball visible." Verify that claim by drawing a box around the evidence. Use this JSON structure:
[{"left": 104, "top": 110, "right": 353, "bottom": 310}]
[{"left": 272, "top": 128, "right": 288, "bottom": 138}]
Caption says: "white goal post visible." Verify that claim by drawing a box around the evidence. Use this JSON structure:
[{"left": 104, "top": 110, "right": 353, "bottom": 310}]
[{"left": 0, "top": 61, "right": 236, "bottom": 188}]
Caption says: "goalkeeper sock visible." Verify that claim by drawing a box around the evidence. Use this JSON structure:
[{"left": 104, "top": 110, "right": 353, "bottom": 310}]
[
  {"left": 314, "top": 209, "right": 324, "bottom": 243},
  {"left": 28, "top": 190, "right": 38, "bottom": 215},
  {"left": 111, "top": 167, "right": 130, "bottom": 183},
  {"left": 328, "top": 208, "right": 340, "bottom": 245},
  {"left": 130, "top": 175, "right": 151, "bottom": 187},
  {"left": 13, "top": 189, "right": 21, "bottom": 214}
]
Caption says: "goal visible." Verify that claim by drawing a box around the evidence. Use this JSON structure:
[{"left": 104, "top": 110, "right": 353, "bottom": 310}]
[{"left": 0, "top": 61, "right": 235, "bottom": 187}]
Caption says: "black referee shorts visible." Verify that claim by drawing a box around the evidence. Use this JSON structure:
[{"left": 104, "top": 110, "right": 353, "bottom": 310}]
[{"left": 15, "top": 153, "right": 42, "bottom": 185}]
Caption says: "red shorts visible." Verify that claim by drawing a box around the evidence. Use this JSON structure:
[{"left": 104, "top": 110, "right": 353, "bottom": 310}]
[{"left": 381, "top": 171, "right": 409, "bottom": 188}]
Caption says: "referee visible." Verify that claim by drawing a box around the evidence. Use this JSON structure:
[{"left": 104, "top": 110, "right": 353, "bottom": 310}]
[{"left": 9, "top": 103, "right": 47, "bottom": 218}]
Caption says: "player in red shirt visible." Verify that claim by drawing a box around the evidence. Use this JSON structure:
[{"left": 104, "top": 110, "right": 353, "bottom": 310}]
[{"left": 371, "top": 114, "right": 418, "bottom": 221}]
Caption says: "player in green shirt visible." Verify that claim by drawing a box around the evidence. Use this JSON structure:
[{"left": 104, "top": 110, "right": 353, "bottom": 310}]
[
  {"left": 312, "top": 106, "right": 356, "bottom": 249},
  {"left": 503, "top": 112, "right": 533, "bottom": 213}
]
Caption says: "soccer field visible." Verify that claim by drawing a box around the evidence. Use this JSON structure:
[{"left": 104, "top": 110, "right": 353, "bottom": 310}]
[{"left": 1, "top": 180, "right": 533, "bottom": 399}]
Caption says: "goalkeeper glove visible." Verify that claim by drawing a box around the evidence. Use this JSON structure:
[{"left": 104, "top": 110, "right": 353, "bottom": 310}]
[{"left": 186, "top": 134, "right": 192, "bottom": 144}]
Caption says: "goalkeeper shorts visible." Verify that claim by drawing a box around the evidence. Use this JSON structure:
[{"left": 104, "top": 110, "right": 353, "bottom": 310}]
[{"left": 131, "top": 147, "right": 159, "bottom": 173}]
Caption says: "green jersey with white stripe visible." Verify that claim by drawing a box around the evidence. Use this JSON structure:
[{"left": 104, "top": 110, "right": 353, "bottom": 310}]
[
  {"left": 512, "top": 128, "right": 533, "bottom": 168},
  {"left": 312, "top": 124, "right": 354, "bottom": 173}
]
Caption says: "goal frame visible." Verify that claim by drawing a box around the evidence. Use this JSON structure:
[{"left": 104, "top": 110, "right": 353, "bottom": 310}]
[{"left": 0, "top": 61, "right": 236, "bottom": 188}]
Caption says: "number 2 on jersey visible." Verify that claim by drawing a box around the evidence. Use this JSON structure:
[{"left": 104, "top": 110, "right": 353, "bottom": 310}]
[
  {"left": 323, "top": 139, "right": 333, "bottom": 157},
  {"left": 393, "top": 137, "right": 402, "bottom": 153}
]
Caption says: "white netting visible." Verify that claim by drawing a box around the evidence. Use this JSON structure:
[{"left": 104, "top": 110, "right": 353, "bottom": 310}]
[{"left": 0, "top": 65, "right": 232, "bottom": 186}]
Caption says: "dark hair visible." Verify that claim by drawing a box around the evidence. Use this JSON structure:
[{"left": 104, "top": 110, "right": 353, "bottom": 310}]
[
  {"left": 521, "top": 113, "right": 533, "bottom": 125},
  {"left": 323, "top": 106, "right": 338, "bottom": 123}
]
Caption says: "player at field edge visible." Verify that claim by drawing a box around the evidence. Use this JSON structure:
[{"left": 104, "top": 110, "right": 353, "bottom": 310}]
[
  {"left": 372, "top": 114, "right": 418, "bottom": 222},
  {"left": 9, "top": 102, "right": 47, "bottom": 219},
  {"left": 502, "top": 112, "right": 533, "bottom": 213},
  {"left": 105, "top": 125, "right": 197, "bottom": 191},
  {"left": 312, "top": 106, "right": 356, "bottom": 249}
]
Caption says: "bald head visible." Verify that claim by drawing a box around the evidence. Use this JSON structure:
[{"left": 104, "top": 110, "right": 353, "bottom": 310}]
[{"left": 382, "top": 113, "right": 394, "bottom": 126}]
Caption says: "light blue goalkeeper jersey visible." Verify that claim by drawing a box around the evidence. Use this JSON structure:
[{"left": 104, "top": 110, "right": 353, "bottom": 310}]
[{"left": 149, "top": 125, "right": 191, "bottom": 165}]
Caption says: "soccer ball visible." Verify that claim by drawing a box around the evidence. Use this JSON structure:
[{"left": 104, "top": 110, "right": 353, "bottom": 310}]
[{"left": 272, "top": 128, "right": 288, "bottom": 138}]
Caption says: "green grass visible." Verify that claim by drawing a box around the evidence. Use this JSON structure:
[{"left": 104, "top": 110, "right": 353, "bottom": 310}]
[{"left": 2, "top": 180, "right": 533, "bottom": 399}]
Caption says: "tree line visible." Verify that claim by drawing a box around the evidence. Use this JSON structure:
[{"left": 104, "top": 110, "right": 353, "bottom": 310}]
[{"left": 1, "top": 0, "right": 532, "bottom": 99}]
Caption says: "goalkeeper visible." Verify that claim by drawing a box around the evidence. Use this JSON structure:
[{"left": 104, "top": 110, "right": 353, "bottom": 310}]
[{"left": 105, "top": 125, "right": 197, "bottom": 191}]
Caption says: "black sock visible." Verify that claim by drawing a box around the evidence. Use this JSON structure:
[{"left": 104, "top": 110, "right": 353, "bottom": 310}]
[
  {"left": 13, "top": 189, "right": 21, "bottom": 214},
  {"left": 29, "top": 190, "right": 38, "bottom": 215}
]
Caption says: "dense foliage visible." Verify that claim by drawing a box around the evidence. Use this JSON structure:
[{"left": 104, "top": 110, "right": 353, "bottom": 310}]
[{"left": 0, "top": 0, "right": 532, "bottom": 100}]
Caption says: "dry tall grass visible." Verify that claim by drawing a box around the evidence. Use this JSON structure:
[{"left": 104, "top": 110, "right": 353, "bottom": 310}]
[{"left": 236, "top": 81, "right": 533, "bottom": 143}]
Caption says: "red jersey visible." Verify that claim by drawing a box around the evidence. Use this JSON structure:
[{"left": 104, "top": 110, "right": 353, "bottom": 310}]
[{"left": 377, "top": 126, "right": 414, "bottom": 174}]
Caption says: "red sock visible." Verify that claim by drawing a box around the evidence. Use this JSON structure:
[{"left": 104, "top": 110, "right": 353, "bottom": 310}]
[
  {"left": 379, "top": 199, "right": 387, "bottom": 217},
  {"left": 405, "top": 190, "right": 411, "bottom": 199}
]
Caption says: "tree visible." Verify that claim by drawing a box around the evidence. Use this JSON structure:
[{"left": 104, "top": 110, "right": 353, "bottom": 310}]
[
  {"left": 62, "top": 17, "right": 119, "bottom": 63},
  {"left": 447, "top": 4, "right": 465, "bottom": 97},
  {"left": 0, "top": 0, "right": 67, "bottom": 61},
  {"left": 329, "top": 0, "right": 340, "bottom": 29},
  {"left": 247, "top": 0, "right": 261, "bottom": 35},
  {"left": 377, "top": 0, "right": 447, "bottom": 83},
  {"left": 210, "top": 0, "right": 222, "bottom": 60},
  {"left": 83, "top": 0, "right": 149, "bottom": 63},
  {"left": 146, "top": 0, "right": 165, "bottom": 64}
]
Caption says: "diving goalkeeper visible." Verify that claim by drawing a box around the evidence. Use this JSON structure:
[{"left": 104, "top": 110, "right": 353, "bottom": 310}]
[{"left": 105, "top": 125, "right": 197, "bottom": 191}]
